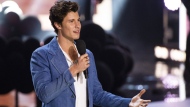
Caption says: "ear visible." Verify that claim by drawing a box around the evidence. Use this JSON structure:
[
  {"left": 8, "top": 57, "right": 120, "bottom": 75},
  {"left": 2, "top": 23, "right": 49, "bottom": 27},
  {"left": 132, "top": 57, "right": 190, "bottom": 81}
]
[{"left": 54, "top": 22, "right": 61, "bottom": 29}]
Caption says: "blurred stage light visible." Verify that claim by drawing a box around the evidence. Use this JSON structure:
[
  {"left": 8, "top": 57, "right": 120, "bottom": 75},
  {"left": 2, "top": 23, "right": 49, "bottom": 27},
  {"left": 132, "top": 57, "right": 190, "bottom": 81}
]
[
  {"left": 37, "top": 14, "right": 53, "bottom": 31},
  {"left": 154, "top": 46, "right": 186, "bottom": 62},
  {"left": 170, "top": 49, "right": 186, "bottom": 62},
  {"left": 93, "top": 0, "right": 112, "bottom": 30},
  {"left": 2, "top": 0, "right": 19, "bottom": 8},
  {"left": 179, "top": 3, "right": 187, "bottom": 51},
  {"left": 4, "top": 7, "right": 23, "bottom": 15},
  {"left": 171, "top": 66, "right": 184, "bottom": 76},
  {"left": 2, "top": 1, "right": 23, "bottom": 15},
  {"left": 154, "top": 46, "right": 169, "bottom": 59},
  {"left": 155, "top": 62, "right": 186, "bottom": 102},
  {"left": 155, "top": 61, "right": 168, "bottom": 78},
  {"left": 162, "top": 74, "right": 179, "bottom": 89},
  {"left": 164, "top": 77, "right": 186, "bottom": 102},
  {"left": 164, "top": 92, "right": 181, "bottom": 102},
  {"left": 121, "top": 84, "right": 149, "bottom": 90},
  {"left": 164, "top": 0, "right": 181, "bottom": 11}
]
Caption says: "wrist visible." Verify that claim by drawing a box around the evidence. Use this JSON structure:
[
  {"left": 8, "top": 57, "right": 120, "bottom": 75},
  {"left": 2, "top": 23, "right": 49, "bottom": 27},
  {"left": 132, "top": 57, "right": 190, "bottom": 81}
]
[
  {"left": 129, "top": 102, "right": 134, "bottom": 107},
  {"left": 69, "top": 65, "right": 78, "bottom": 76}
]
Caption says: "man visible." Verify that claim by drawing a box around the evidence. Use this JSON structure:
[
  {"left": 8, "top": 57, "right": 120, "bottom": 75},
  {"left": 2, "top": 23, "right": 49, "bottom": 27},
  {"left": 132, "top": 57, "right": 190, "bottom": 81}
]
[{"left": 30, "top": 1, "right": 151, "bottom": 107}]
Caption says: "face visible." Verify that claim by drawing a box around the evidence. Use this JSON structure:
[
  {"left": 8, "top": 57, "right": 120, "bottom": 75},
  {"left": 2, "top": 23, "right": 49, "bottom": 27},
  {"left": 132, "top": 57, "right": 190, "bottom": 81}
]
[{"left": 55, "top": 11, "right": 81, "bottom": 41}]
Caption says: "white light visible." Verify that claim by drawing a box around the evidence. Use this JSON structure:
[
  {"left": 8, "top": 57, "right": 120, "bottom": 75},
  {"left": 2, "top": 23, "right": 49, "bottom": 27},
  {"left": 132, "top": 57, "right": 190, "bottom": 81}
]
[
  {"left": 170, "top": 49, "right": 186, "bottom": 62},
  {"left": 2, "top": 1, "right": 23, "bottom": 16},
  {"left": 171, "top": 67, "right": 182, "bottom": 76},
  {"left": 155, "top": 61, "right": 168, "bottom": 78},
  {"left": 37, "top": 14, "right": 53, "bottom": 31},
  {"left": 137, "top": 85, "right": 143, "bottom": 90},
  {"left": 2, "top": 1, "right": 19, "bottom": 8},
  {"left": 179, "top": 81, "right": 186, "bottom": 101},
  {"left": 154, "top": 46, "right": 169, "bottom": 59},
  {"left": 93, "top": 0, "right": 112, "bottom": 30},
  {"left": 179, "top": 3, "right": 187, "bottom": 51},
  {"left": 164, "top": 0, "right": 181, "bottom": 11},
  {"left": 165, "top": 97, "right": 181, "bottom": 102},
  {"left": 4, "top": 6, "right": 23, "bottom": 15}
]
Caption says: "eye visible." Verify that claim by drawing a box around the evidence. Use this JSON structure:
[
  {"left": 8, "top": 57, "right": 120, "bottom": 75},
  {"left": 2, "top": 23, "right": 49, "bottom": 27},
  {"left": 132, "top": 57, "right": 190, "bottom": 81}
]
[
  {"left": 78, "top": 18, "right": 81, "bottom": 22},
  {"left": 70, "top": 20, "right": 74, "bottom": 23},
  {"left": 69, "top": 19, "right": 74, "bottom": 23}
]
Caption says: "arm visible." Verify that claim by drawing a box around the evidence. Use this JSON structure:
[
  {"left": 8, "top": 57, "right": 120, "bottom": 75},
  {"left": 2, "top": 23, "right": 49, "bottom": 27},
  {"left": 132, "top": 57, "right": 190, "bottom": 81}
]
[
  {"left": 87, "top": 50, "right": 131, "bottom": 107},
  {"left": 30, "top": 48, "right": 75, "bottom": 103},
  {"left": 88, "top": 50, "right": 151, "bottom": 107}
]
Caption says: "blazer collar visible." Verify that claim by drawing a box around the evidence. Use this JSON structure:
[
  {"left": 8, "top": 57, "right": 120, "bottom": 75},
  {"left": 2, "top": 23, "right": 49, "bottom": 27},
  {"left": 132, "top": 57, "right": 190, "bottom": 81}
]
[
  {"left": 48, "top": 36, "right": 69, "bottom": 74},
  {"left": 48, "top": 36, "right": 76, "bottom": 95},
  {"left": 48, "top": 36, "right": 59, "bottom": 55}
]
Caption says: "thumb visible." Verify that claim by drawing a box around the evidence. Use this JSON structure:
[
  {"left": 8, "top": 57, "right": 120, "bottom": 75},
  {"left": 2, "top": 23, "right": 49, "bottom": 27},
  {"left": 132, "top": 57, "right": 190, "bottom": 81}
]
[{"left": 137, "top": 89, "right": 146, "bottom": 98}]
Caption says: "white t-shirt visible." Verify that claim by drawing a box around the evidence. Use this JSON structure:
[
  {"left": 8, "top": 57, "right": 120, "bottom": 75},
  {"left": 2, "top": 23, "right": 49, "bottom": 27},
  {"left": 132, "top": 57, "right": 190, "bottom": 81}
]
[{"left": 58, "top": 43, "right": 87, "bottom": 107}]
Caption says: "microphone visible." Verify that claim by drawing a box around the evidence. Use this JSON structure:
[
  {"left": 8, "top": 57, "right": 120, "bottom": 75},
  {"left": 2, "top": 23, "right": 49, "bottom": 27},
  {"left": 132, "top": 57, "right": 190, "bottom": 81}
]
[{"left": 76, "top": 39, "right": 88, "bottom": 79}]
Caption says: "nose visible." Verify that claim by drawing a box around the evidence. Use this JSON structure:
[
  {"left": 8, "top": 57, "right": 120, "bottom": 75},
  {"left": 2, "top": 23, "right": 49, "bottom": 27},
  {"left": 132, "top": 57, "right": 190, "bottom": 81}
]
[{"left": 75, "top": 21, "right": 81, "bottom": 28}]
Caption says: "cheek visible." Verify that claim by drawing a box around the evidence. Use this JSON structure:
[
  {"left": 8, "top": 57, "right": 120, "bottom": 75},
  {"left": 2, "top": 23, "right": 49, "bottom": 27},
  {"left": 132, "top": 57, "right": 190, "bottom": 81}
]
[{"left": 63, "top": 26, "right": 71, "bottom": 32}]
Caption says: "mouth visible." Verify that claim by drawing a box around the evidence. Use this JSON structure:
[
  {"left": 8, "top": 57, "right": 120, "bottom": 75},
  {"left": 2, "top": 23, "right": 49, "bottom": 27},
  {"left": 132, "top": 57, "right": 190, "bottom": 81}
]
[{"left": 73, "top": 30, "right": 80, "bottom": 34}]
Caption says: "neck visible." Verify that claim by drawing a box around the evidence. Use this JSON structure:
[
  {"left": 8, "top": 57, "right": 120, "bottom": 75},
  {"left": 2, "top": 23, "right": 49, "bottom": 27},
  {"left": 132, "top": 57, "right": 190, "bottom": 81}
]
[
  {"left": 57, "top": 36, "right": 78, "bottom": 61},
  {"left": 58, "top": 35, "right": 74, "bottom": 50}
]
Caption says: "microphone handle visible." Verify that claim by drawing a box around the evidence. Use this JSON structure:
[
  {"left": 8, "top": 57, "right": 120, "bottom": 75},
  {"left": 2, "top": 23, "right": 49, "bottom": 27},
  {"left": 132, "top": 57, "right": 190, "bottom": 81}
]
[{"left": 84, "top": 69, "right": 88, "bottom": 79}]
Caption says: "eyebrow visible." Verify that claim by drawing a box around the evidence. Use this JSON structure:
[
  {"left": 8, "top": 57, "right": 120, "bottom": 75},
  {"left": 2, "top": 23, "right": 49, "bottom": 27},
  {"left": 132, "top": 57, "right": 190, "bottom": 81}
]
[{"left": 68, "top": 17, "right": 80, "bottom": 21}]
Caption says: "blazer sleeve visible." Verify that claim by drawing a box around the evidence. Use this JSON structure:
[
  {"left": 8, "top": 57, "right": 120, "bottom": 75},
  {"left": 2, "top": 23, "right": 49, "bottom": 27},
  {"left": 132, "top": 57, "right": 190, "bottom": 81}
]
[
  {"left": 30, "top": 47, "right": 75, "bottom": 103},
  {"left": 87, "top": 50, "right": 131, "bottom": 107}
]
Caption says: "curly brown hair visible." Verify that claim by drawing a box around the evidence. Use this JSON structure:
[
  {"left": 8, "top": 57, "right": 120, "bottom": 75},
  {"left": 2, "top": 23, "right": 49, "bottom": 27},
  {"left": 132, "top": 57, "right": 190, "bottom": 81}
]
[{"left": 49, "top": 1, "right": 79, "bottom": 34}]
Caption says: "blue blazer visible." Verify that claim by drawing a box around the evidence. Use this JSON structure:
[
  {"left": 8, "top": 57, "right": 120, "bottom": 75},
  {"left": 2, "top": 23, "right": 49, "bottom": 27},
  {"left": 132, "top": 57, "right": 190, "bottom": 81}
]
[{"left": 30, "top": 37, "right": 131, "bottom": 107}]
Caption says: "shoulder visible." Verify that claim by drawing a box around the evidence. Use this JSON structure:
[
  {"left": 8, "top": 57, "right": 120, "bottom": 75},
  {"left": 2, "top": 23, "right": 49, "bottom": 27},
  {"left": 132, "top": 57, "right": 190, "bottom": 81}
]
[
  {"left": 86, "top": 49, "right": 94, "bottom": 57},
  {"left": 86, "top": 49, "right": 92, "bottom": 54},
  {"left": 34, "top": 44, "right": 48, "bottom": 52},
  {"left": 32, "top": 44, "right": 49, "bottom": 56},
  {"left": 33, "top": 36, "right": 58, "bottom": 55}
]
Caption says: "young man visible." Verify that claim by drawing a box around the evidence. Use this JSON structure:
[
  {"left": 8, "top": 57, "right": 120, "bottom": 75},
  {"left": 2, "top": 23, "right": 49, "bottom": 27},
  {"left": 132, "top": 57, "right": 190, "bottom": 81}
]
[{"left": 30, "top": 1, "right": 151, "bottom": 107}]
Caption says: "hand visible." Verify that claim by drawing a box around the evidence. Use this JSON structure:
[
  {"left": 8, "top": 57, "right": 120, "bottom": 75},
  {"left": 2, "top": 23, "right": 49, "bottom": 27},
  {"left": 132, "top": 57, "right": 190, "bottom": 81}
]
[
  {"left": 129, "top": 89, "right": 151, "bottom": 107},
  {"left": 70, "top": 53, "right": 90, "bottom": 76}
]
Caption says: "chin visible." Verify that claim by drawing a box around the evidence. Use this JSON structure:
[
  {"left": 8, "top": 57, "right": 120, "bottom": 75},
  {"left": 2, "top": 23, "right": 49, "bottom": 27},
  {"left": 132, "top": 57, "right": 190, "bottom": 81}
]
[{"left": 74, "top": 36, "right": 80, "bottom": 40}]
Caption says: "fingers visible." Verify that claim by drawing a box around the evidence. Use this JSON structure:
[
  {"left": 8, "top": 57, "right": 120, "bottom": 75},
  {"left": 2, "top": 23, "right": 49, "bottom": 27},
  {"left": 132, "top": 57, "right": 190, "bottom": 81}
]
[
  {"left": 140, "top": 103, "right": 151, "bottom": 107},
  {"left": 139, "top": 103, "right": 148, "bottom": 107},
  {"left": 143, "top": 100, "right": 151, "bottom": 103},
  {"left": 143, "top": 103, "right": 148, "bottom": 106},
  {"left": 80, "top": 54, "right": 90, "bottom": 64},
  {"left": 140, "top": 100, "right": 151, "bottom": 106},
  {"left": 80, "top": 53, "right": 88, "bottom": 59},
  {"left": 139, "top": 100, "right": 151, "bottom": 107},
  {"left": 137, "top": 89, "right": 146, "bottom": 97},
  {"left": 77, "top": 53, "right": 90, "bottom": 68}
]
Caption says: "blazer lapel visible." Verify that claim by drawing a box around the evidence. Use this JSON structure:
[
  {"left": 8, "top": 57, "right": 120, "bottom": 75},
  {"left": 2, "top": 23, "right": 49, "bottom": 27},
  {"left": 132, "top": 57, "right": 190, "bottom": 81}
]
[
  {"left": 48, "top": 37, "right": 76, "bottom": 96},
  {"left": 51, "top": 48, "right": 68, "bottom": 75}
]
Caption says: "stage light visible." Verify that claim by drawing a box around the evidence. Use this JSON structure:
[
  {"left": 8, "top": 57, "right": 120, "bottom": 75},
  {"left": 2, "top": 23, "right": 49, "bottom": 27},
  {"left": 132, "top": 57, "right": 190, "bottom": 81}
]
[
  {"left": 179, "top": 3, "right": 188, "bottom": 51},
  {"left": 164, "top": 0, "right": 181, "bottom": 11},
  {"left": 4, "top": 6, "right": 23, "bottom": 15},
  {"left": 170, "top": 49, "right": 186, "bottom": 62},
  {"left": 155, "top": 61, "right": 168, "bottom": 78},
  {"left": 2, "top": 1, "right": 23, "bottom": 15},
  {"left": 37, "top": 14, "right": 53, "bottom": 30},
  {"left": 162, "top": 74, "right": 179, "bottom": 89},
  {"left": 93, "top": 0, "right": 112, "bottom": 30},
  {"left": 154, "top": 46, "right": 169, "bottom": 59},
  {"left": 154, "top": 46, "right": 186, "bottom": 62},
  {"left": 2, "top": 1, "right": 19, "bottom": 8}
]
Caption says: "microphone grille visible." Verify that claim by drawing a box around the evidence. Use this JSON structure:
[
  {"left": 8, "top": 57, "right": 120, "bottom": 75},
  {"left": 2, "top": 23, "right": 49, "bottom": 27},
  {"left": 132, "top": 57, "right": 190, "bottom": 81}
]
[{"left": 76, "top": 39, "right": 86, "bottom": 55}]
